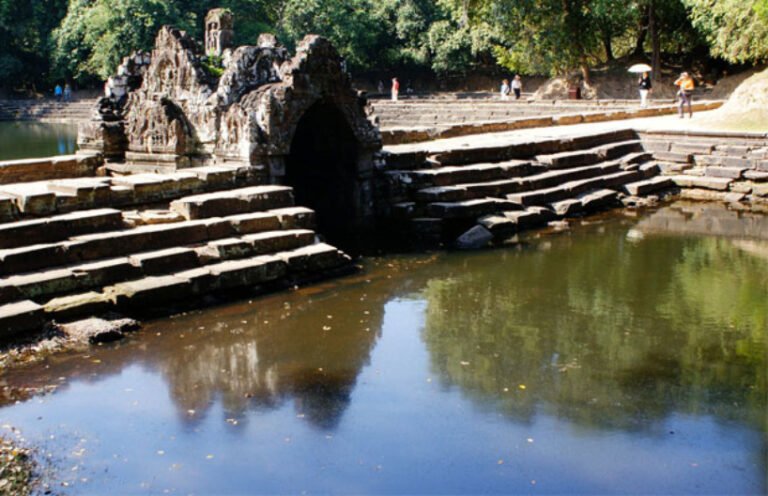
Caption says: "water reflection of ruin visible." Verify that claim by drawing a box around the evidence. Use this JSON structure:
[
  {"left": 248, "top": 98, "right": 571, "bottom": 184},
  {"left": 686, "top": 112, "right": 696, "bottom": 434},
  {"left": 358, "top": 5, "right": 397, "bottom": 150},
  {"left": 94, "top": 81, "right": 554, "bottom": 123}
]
[
  {"left": 420, "top": 215, "right": 766, "bottom": 434},
  {"left": 153, "top": 283, "right": 384, "bottom": 430}
]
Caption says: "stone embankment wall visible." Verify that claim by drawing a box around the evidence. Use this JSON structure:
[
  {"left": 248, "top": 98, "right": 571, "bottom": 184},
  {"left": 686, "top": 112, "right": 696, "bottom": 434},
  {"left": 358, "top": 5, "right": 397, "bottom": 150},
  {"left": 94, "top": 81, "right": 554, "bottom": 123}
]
[
  {"left": 0, "top": 100, "right": 96, "bottom": 124},
  {"left": 371, "top": 99, "right": 723, "bottom": 145},
  {"left": 640, "top": 131, "right": 768, "bottom": 210},
  {"left": 0, "top": 153, "right": 102, "bottom": 186}
]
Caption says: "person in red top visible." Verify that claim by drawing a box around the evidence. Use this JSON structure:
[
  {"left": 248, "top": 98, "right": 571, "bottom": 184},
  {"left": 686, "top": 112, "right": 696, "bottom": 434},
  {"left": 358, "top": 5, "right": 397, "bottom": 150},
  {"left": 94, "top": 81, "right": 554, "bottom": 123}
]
[
  {"left": 674, "top": 72, "right": 695, "bottom": 118},
  {"left": 391, "top": 77, "right": 400, "bottom": 101}
]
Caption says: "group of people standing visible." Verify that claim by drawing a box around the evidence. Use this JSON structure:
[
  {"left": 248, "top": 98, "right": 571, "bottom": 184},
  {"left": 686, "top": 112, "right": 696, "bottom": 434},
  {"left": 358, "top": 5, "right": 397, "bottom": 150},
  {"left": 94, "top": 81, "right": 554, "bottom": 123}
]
[
  {"left": 637, "top": 70, "right": 695, "bottom": 118},
  {"left": 500, "top": 75, "right": 523, "bottom": 100},
  {"left": 54, "top": 83, "right": 73, "bottom": 102}
]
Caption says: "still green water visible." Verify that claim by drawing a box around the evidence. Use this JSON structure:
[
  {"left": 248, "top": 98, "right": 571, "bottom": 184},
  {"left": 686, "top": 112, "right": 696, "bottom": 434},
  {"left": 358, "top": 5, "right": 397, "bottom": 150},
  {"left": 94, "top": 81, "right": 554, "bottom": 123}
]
[
  {"left": 0, "top": 204, "right": 765, "bottom": 494},
  {"left": 0, "top": 122, "right": 78, "bottom": 160}
]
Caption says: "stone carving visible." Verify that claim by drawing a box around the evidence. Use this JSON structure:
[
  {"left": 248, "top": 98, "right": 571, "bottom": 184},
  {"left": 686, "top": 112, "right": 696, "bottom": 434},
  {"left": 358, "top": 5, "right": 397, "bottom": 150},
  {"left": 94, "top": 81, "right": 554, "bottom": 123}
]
[
  {"left": 79, "top": 9, "right": 382, "bottom": 225},
  {"left": 78, "top": 51, "right": 152, "bottom": 159},
  {"left": 205, "top": 8, "right": 234, "bottom": 57}
]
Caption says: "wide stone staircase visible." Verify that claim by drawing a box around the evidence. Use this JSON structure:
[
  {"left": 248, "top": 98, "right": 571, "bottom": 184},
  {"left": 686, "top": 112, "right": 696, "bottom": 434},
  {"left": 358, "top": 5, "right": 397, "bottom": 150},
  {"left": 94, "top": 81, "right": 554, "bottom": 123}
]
[
  {"left": 0, "top": 165, "right": 352, "bottom": 339},
  {"left": 640, "top": 131, "right": 768, "bottom": 205},
  {"left": 0, "top": 99, "right": 96, "bottom": 123},
  {"left": 381, "top": 129, "right": 674, "bottom": 246}
]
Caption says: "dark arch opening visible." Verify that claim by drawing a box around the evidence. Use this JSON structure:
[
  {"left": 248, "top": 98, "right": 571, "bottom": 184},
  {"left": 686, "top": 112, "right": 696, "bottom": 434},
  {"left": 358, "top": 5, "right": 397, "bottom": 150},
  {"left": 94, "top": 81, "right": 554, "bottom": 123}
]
[{"left": 285, "top": 101, "right": 359, "bottom": 244}]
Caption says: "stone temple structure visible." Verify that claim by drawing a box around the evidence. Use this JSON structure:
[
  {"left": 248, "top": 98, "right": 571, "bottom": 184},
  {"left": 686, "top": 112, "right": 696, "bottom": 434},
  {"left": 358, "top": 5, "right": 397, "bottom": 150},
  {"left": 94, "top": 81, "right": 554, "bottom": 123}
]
[{"left": 79, "top": 10, "right": 382, "bottom": 233}]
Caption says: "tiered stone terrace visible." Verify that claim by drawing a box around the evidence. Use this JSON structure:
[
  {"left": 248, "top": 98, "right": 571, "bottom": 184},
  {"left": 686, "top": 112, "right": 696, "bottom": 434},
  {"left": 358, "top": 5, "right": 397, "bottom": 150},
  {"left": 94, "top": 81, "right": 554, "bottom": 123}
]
[
  {"left": 0, "top": 163, "right": 352, "bottom": 339},
  {"left": 380, "top": 128, "right": 673, "bottom": 246},
  {"left": 0, "top": 99, "right": 96, "bottom": 124}
]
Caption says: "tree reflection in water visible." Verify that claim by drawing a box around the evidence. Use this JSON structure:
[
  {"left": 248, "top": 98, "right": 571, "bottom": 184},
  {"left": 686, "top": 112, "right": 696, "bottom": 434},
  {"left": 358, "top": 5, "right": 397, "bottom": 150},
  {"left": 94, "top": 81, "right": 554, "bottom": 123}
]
[{"left": 422, "top": 210, "right": 766, "bottom": 435}]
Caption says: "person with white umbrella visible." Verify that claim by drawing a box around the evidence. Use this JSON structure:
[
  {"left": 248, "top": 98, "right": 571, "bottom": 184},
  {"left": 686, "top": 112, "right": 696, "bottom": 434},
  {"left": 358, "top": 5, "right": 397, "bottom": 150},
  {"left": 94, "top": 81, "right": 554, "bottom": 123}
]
[{"left": 629, "top": 63, "right": 653, "bottom": 108}]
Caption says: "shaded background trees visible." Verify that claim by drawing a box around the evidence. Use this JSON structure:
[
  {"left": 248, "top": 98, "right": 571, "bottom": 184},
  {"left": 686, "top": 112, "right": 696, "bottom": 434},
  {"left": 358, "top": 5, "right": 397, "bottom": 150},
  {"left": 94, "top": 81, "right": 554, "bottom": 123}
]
[{"left": 0, "top": 0, "right": 766, "bottom": 93}]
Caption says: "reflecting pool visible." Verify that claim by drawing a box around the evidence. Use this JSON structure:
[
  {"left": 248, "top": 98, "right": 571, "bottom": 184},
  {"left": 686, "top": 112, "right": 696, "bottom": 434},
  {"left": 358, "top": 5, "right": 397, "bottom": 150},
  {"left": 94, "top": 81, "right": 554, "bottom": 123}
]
[
  {"left": 0, "top": 203, "right": 765, "bottom": 494},
  {"left": 0, "top": 122, "right": 78, "bottom": 161}
]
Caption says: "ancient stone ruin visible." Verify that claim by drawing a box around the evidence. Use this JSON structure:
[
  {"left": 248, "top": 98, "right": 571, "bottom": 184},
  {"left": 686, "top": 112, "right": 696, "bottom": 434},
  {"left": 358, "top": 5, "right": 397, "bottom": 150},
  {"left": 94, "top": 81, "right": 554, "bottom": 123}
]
[{"left": 79, "top": 10, "right": 382, "bottom": 231}]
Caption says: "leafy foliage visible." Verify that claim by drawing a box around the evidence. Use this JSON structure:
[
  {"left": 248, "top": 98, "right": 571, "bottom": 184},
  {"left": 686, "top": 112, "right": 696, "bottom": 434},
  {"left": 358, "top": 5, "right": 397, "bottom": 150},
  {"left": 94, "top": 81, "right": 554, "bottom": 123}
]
[
  {"left": 0, "top": 0, "right": 766, "bottom": 90},
  {"left": 683, "top": 0, "right": 768, "bottom": 63}
]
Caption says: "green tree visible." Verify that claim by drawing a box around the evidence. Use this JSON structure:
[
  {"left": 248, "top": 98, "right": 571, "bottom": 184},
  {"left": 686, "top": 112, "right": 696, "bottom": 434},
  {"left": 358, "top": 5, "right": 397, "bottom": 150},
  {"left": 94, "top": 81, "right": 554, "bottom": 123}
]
[
  {"left": 684, "top": 0, "right": 768, "bottom": 63},
  {"left": 52, "top": 0, "right": 191, "bottom": 83},
  {"left": 0, "top": 0, "right": 68, "bottom": 89}
]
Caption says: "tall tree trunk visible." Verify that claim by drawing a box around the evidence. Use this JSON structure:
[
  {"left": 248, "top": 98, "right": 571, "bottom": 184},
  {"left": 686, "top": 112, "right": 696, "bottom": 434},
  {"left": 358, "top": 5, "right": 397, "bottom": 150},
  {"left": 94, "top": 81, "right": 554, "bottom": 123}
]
[
  {"left": 603, "top": 31, "right": 614, "bottom": 61},
  {"left": 633, "top": 2, "right": 649, "bottom": 56},
  {"left": 650, "top": 0, "right": 661, "bottom": 81},
  {"left": 580, "top": 63, "right": 591, "bottom": 86}
]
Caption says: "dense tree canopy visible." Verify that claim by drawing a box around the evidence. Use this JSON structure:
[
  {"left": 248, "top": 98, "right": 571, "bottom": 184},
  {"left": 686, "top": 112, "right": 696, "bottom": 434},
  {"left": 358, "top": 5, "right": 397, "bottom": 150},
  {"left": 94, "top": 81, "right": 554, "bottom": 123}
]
[
  {"left": 0, "top": 0, "right": 766, "bottom": 91},
  {"left": 683, "top": 0, "right": 768, "bottom": 63}
]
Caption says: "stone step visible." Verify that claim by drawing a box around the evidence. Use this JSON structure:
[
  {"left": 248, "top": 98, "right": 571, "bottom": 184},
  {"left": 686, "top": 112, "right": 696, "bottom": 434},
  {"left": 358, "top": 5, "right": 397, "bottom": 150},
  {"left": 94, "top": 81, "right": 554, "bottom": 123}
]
[
  {"left": 0, "top": 207, "right": 315, "bottom": 276},
  {"left": 669, "top": 175, "right": 732, "bottom": 191},
  {"left": 577, "top": 189, "right": 620, "bottom": 212},
  {"left": 0, "top": 300, "right": 45, "bottom": 340},
  {"left": 652, "top": 151, "right": 693, "bottom": 164},
  {"left": 1, "top": 228, "right": 320, "bottom": 308},
  {"left": 170, "top": 185, "right": 295, "bottom": 219},
  {"left": 387, "top": 160, "right": 535, "bottom": 189},
  {"left": 477, "top": 207, "right": 555, "bottom": 237},
  {"left": 415, "top": 162, "right": 624, "bottom": 203},
  {"left": 0, "top": 165, "right": 264, "bottom": 224},
  {"left": 425, "top": 198, "right": 507, "bottom": 219},
  {"left": 704, "top": 166, "right": 746, "bottom": 179},
  {"left": 101, "top": 243, "right": 350, "bottom": 312},
  {"left": 196, "top": 230, "right": 316, "bottom": 263},
  {"left": 506, "top": 169, "right": 641, "bottom": 207},
  {"left": 623, "top": 176, "right": 675, "bottom": 196},
  {"left": 535, "top": 140, "right": 643, "bottom": 169},
  {"left": 0, "top": 208, "right": 123, "bottom": 249}
]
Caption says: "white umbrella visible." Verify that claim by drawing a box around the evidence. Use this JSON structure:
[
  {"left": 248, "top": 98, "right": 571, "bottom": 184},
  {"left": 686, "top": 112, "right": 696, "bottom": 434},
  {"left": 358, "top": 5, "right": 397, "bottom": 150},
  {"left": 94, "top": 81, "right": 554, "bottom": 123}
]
[{"left": 628, "top": 63, "right": 653, "bottom": 73}]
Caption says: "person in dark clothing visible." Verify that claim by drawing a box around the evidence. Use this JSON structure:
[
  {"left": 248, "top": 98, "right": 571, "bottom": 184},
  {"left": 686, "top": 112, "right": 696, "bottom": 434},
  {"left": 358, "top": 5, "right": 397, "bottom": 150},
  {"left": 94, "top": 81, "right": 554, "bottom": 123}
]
[{"left": 638, "top": 72, "right": 652, "bottom": 108}]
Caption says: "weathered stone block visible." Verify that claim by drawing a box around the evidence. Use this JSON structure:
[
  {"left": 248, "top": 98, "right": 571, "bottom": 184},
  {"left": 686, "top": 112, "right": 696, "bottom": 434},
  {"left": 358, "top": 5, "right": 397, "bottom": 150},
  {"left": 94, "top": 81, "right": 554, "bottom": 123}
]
[
  {"left": 550, "top": 198, "right": 583, "bottom": 217},
  {"left": 0, "top": 243, "right": 70, "bottom": 276},
  {"left": 478, "top": 215, "right": 517, "bottom": 236},
  {"left": 623, "top": 177, "right": 674, "bottom": 196},
  {"left": 106, "top": 275, "right": 193, "bottom": 308},
  {"left": 242, "top": 229, "right": 315, "bottom": 255},
  {"left": 43, "top": 292, "right": 112, "bottom": 322},
  {"left": 743, "top": 170, "right": 768, "bottom": 182},
  {"left": 56, "top": 316, "right": 139, "bottom": 343},
  {"left": 197, "top": 238, "right": 254, "bottom": 262},
  {"left": 0, "top": 300, "right": 45, "bottom": 340},
  {"left": 670, "top": 175, "right": 732, "bottom": 191},
  {"left": 426, "top": 199, "right": 498, "bottom": 219},
  {"left": 226, "top": 212, "right": 282, "bottom": 234},
  {"left": 705, "top": 166, "right": 745, "bottom": 179},
  {"left": 278, "top": 243, "right": 350, "bottom": 273},
  {"left": 170, "top": 186, "right": 294, "bottom": 219},
  {"left": 579, "top": 189, "right": 619, "bottom": 212},
  {"left": 455, "top": 225, "right": 494, "bottom": 249},
  {"left": 129, "top": 247, "right": 200, "bottom": 275},
  {"left": 207, "top": 255, "right": 287, "bottom": 290}
]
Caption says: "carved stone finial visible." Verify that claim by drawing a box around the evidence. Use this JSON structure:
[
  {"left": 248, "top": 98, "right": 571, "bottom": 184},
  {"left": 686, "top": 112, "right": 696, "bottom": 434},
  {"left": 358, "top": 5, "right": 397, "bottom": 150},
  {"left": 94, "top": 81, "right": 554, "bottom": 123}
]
[
  {"left": 258, "top": 33, "right": 279, "bottom": 49},
  {"left": 205, "top": 9, "right": 234, "bottom": 57}
]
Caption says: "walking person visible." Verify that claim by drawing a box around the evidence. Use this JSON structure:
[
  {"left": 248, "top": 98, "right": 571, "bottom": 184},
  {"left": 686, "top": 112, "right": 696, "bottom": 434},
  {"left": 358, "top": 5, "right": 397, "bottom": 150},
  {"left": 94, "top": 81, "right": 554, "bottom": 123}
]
[
  {"left": 500, "top": 79, "right": 510, "bottom": 100},
  {"left": 511, "top": 75, "right": 523, "bottom": 100},
  {"left": 54, "top": 84, "right": 63, "bottom": 102},
  {"left": 377, "top": 80, "right": 384, "bottom": 95},
  {"left": 391, "top": 77, "right": 399, "bottom": 101},
  {"left": 63, "top": 83, "right": 72, "bottom": 102},
  {"left": 638, "top": 72, "right": 652, "bottom": 108},
  {"left": 674, "top": 71, "right": 695, "bottom": 118}
]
